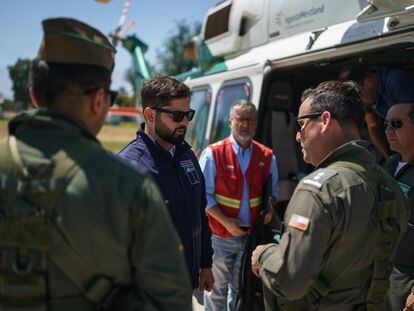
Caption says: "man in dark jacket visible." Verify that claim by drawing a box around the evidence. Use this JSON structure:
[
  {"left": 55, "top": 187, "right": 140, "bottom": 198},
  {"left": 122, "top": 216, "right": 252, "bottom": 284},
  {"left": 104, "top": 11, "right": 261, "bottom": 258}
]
[
  {"left": 383, "top": 102, "right": 414, "bottom": 310},
  {"left": 118, "top": 76, "right": 214, "bottom": 292}
]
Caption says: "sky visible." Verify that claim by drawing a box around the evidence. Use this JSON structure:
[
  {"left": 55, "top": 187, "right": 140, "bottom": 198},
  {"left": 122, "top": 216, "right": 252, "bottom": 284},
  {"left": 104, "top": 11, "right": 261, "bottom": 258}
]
[{"left": 0, "top": 0, "right": 219, "bottom": 99}]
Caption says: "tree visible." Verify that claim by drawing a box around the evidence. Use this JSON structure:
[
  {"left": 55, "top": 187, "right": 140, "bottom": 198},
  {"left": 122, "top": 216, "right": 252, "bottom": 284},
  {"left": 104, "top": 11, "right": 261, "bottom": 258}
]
[
  {"left": 115, "top": 91, "right": 135, "bottom": 107},
  {"left": 8, "top": 59, "right": 31, "bottom": 110},
  {"left": 156, "top": 20, "right": 201, "bottom": 76}
]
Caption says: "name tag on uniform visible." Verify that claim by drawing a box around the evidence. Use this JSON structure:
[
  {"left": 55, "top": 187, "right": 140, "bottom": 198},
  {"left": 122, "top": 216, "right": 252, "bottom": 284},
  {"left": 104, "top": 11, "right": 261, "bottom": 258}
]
[
  {"left": 180, "top": 159, "right": 200, "bottom": 185},
  {"left": 288, "top": 214, "right": 310, "bottom": 231}
]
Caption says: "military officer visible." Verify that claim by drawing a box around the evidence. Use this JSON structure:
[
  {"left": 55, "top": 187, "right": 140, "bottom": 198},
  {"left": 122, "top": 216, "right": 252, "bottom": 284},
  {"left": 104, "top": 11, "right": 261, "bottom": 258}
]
[
  {"left": 251, "top": 81, "right": 409, "bottom": 310},
  {"left": 383, "top": 102, "right": 414, "bottom": 310},
  {"left": 0, "top": 18, "right": 192, "bottom": 310}
]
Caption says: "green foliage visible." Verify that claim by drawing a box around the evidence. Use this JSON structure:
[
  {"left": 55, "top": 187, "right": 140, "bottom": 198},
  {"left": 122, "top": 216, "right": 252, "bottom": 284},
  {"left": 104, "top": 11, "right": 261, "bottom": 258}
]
[
  {"left": 156, "top": 20, "right": 201, "bottom": 76},
  {"left": 115, "top": 91, "right": 135, "bottom": 107},
  {"left": 8, "top": 59, "right": 31, "bottom": 110},
  {"left": 2, "top": 99, "right": 16, "bottom": 111}
]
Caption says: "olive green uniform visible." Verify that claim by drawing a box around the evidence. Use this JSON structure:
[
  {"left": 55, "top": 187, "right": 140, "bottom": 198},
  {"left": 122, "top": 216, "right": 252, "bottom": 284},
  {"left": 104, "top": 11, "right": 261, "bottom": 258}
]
[
  {"left": 0, "top": 110, "right": 192, "bottom": 310},
  {"left": 383, "top": 154, "right": 414, "bottom": 310},
  {"left": 257, "top": 141, "right": 409, "bottom": 310}
]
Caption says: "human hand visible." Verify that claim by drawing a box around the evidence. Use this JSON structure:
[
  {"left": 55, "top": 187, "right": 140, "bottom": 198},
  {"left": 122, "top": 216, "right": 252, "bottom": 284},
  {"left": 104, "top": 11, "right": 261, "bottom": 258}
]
[
  {"left": 363, "top": 74, "right": 376, "bottom": 106},
  {"left": 223, "top": 218, "right": 247, "bottom": 237},
  {"left": 263, "top": 209, "right": 274, "bottom": 225},
  {"left": 199, "top": 268, "right": 214, "bottom": 292},
  {"left": 403, "top": 293, "right": 414, "bottom": 311},
  {"left": 251, "top": 245, "right": 266, "bottom": 278}
]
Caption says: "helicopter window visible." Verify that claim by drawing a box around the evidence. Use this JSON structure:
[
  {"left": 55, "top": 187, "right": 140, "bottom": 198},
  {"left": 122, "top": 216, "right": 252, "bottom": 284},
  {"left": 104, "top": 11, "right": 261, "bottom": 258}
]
[
  {"left": 210, "top": 81, "right": 251, "bottom": 143},
  {"left": 204, "top": 3, "right": 232, "bottom": 40},
  {"left": 187, "top": 87, "right": 212, "bottom": 157}
]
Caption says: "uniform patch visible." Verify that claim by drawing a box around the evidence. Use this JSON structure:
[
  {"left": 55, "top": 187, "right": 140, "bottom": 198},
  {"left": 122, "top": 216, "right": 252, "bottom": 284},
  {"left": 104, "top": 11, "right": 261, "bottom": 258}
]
[
  {"left": 288, "top": 214, "right": 310, "bottom": 231},
  {"left": 180, "top": 159, "right": 200, "bottom": 185},
  {"left": 302, "top": 169, "right": 337, "bottom": 189},
  {"left": 398, "top": 181, "right": 412, "bottom": 195},
  {"left": 225, "top": 164, "right": 235, "bottom": 169}
]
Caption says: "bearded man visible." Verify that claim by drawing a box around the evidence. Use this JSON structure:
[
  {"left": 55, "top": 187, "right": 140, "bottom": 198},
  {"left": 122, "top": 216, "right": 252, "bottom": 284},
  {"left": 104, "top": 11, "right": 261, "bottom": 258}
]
[
  {"left": 199, "top": 100, "right": 279, "bottom": 311},
  {"left": 118, "top": 76, "right": 214, "bottom": 295}
]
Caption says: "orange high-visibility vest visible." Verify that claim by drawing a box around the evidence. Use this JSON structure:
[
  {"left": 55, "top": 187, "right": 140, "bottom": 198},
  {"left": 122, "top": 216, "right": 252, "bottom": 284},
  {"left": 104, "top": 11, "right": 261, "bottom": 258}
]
[{"left": 208, "top": 137, "right": 273, "bottom": 238}]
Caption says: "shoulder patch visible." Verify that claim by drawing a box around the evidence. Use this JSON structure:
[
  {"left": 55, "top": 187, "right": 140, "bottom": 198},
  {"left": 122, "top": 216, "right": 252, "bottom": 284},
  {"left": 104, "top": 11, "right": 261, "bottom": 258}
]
[
  {"left": 288, "top": 214, "right": 310, "bottom": 231},
  {"left": 398, "top": 181, "right": 412, "bottom": 195},
  {"left": 301, "top": 169, "right": 338, "bottom": 189}
]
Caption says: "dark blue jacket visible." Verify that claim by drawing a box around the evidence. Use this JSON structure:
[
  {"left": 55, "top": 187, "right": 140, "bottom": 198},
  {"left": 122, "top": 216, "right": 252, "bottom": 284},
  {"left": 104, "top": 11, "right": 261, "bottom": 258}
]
[{"left": 117, "top": 125, "right": 213, "bottom": 288}]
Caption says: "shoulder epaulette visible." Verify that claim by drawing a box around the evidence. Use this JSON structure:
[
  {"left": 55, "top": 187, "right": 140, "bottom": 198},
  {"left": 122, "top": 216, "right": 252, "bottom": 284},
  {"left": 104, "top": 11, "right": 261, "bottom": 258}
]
[{"left": 301, "top": 168, "right": 338, "bottom": 189}]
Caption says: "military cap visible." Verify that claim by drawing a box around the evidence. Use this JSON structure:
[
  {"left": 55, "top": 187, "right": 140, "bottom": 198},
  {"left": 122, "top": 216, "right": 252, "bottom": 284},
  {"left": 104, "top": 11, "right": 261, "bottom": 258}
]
[{"left": 37, "top": 18, "right": 116, "bottom": 72}]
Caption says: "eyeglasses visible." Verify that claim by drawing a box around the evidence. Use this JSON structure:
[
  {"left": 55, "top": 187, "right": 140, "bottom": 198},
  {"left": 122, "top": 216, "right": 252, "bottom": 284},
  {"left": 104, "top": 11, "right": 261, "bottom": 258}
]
[
  {"left": 233, "top": 116, "right": 256, "bottom": 125},
  {"left": 294, "top": 112, "right": 323, "bottom": 132},
  {"left": 384, "top": 118, "right": 414, "bottom": 130},
  {"left": 83, "top": 88, "right": 118, "bottom": 107},
  {"left": 151, "top": 107, "right": 195, "bottom": 122}
]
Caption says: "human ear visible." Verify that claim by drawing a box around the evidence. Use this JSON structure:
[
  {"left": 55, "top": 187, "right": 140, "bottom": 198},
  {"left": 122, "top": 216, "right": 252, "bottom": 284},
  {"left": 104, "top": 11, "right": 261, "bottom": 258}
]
[
  {"left": 89, "top": 89, "right": 106, "bottom": 116},
  {"left": 143, "top": 107, "right": 155, "bottom": 123},
  {"left": 321, "top": 111, "right": 332, "bottom": 131}
]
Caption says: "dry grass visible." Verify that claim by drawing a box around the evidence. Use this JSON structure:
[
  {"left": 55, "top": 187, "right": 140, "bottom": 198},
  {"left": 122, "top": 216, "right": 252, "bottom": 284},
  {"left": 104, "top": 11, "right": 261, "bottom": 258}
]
[
  {"left": 98, "top": 122, "right": 138, "bottom": 153},
  {"left": 0, "top": 119, "right": 7, "bottom": 139},
  {"left": 0, "top": 119, "right": 137, "bottom": 154}
]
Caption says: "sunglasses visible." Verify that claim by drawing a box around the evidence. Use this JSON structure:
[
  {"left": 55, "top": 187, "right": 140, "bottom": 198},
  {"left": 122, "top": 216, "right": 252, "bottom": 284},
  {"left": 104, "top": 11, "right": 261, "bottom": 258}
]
[
  {"left": 83, "top": 88, "right": 119, "bottom": 107},
  {"left": 104, "top": 89, "right": 119, "bottom": 107},
  {"left": 151, "top": 107, "right": 195, "bottom": 122},
  {"left": 294, "top": 112, "right": 323, "bottom": 132},
  {"left": 384, "top": 118, "right": 414, "bottom": 130}
]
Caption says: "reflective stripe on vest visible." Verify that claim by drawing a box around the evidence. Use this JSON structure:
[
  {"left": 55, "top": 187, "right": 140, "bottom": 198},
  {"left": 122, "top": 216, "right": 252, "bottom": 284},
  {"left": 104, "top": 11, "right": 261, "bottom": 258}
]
[
  {"left": 213, "top": 194, "right": 262, "bottom": 209},
  {"left": 214, "top": 193, "right": 240, "bottom": 209},
  {"left": 250, "top": 196, "right": 262, "bottom": 208}
]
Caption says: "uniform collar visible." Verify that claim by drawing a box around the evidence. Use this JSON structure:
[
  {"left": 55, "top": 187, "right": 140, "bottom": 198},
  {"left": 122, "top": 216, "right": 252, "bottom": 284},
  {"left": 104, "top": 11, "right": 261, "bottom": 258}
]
[
  {"left": 316, "top": 140, "right": 376, "bottom": 169},
  {"left": 9, "top": 108, "right": 98, "bottom": 142},
  {"left": 388, "top": 153, "right": 414, "bottom": 167}
]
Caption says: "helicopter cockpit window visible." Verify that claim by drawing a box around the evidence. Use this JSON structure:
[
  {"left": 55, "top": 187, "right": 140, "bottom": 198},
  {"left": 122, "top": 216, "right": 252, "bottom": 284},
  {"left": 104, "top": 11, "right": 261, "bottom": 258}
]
[
  {"left": 187, "top": 87, "right": 212, "bottom": 157},
  {"left": 210, "top": 82, "right": 251, "bottom": 143}
]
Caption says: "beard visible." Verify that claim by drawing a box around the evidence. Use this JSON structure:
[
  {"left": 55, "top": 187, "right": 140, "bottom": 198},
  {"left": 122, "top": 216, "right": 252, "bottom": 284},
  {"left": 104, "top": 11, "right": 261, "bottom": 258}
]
[
  {"left": 232, "top": 131, "right": 254, "bottom": 145},
  {"left": 155, "top": 116, "right": 186, "bottom": 145}
]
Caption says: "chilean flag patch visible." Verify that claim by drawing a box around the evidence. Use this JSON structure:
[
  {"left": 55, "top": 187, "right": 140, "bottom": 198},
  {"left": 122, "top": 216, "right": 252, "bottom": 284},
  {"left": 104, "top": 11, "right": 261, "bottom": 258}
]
[{"left": 288, "top": 214, "right": 310, "bottom": 231}]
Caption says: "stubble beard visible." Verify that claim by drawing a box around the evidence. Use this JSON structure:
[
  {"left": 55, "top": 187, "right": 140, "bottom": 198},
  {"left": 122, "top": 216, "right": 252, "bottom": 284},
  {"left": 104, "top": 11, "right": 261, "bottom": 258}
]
[
  {"left": 155, "top": 116, "right": 186, "bottom": 145},
  {"left": 233, "top": 131, "right": 253, "bottom": 145}
]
